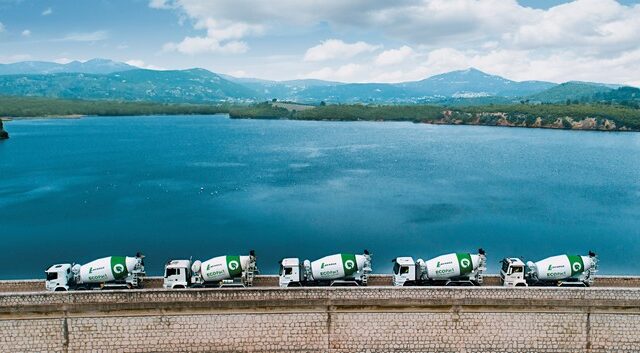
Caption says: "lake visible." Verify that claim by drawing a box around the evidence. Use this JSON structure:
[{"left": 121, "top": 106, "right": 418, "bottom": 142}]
[{"left": 1, "top": 115, "right": 639, "bottom": 279}]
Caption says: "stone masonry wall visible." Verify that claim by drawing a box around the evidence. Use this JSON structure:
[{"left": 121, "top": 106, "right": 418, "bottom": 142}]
[{"left": 1, "top": 287, "right": 640, "bottom": 352}]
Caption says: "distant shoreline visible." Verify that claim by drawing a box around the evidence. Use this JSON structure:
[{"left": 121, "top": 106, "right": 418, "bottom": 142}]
[
  {"left": 1, "top": 114, "right": 86, "bottom": 121},
  {"left": 1, "top": 96, "right": 638, "bottom": 132}
]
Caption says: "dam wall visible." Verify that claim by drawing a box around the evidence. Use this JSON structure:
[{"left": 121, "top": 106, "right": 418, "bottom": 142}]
[
  {"left": 2, "top": 274, "right": 640, "bottom": 293},
  {"left": 1, "top": 287, "right": 640, "bottom": 353}
]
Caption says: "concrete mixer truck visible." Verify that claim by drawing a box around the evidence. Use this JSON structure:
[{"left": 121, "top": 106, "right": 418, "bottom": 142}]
[
  {"left": 500, "top": 251, "right": 598, "bottom": 287},
  {"left": 163, "top": 251, "right": 258, "bottom": 288},
  {"left": 279, "top": 250, "right": 372, "bottom": 287},
  {"left": 392, "top": 249, "right": 486, "bottom": 286},
  {"left": 45, "top": 253, "right": 145, "bottom": 291}
]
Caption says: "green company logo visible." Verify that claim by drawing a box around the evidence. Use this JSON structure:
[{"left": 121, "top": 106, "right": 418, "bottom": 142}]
[
  {"left": 567, "top": 255, "right": 585, "bottom": 276},
  {"left": 89, "top": 266, "right": 105, "bottom": 274},
  {"left": 226, "top": 255, "right": 243, "bottom": 277},
  {"left": 456, "top": 253, "right": 473, "bottom": 276},
  {"left": 572, "top": 262, "right": 582, "bottom": 272},
  {"left": 436, "top": 261, "right": 452, "bottom": 268},
  {"left": 110, "top": 256, "right": 128, "bottom": 280},
  {"left": 344, "top": 260, "right": 355, "bottom": 270},
  {"left": 113, "top": 264, "right": 125, "bottom": 274},
  {"left": 321, "top": 262, "right": 336, "bottom": 269},
  {"left": 340, "top": 254, "right": 358, "bottom": 276}
]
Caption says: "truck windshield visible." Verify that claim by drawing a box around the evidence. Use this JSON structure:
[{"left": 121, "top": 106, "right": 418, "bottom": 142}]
[
  {"left": 46, "top": 272, "right": 58, "bottom": 281},
  {"left": 393, "top": 263, "right": 400, "bottom": 274},
  {"left": 165, "top": 268, "right": 178, "bottom": 277}
]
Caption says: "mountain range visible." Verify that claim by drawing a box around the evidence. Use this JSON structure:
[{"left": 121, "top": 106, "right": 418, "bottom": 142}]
[{"left": 0, "top": 58, "right": 635, "bottom": 105}]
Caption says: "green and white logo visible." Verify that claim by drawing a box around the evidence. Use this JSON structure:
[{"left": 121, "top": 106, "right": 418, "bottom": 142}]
[
  {"left": 226, "top": 256, "right": 243, "bottom": 277},
  {"left": 113, "top": 264, "right": 125, "bottom": 274},
  {"left": 341, "top": 254, "right": 358, "bottom": 276},
  {"left": 567, "top": 255, "right": 584, "bottom": 276},
  {"left": 345, "top": 260, "right": 355, "bottom": 270},
  {"left": 110, "top": 256, "right": 128, "bottom": 280},
  {"left": 321, "top": 262, "right": 337, "bottom": 269},
  {"left": 456, "top": 253, "right": 473, "bottom": 275}
]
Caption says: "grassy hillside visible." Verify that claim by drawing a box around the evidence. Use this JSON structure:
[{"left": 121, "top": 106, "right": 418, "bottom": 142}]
[
  {"left": 0, "top": 69, "right": 258, "bottom": 103},
  {"left": 529, "top": 82, "right": 612, "bottom": 103}
]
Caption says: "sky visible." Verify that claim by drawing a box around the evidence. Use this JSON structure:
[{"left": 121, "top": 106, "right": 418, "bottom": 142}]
[{"left": 0, "top": 0, "right": 639, "bottom": 85}]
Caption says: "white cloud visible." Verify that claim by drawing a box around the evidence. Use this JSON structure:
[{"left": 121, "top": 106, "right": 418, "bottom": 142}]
[
  {"left": 374, "top": 46, "right": 414, "bottom": 66},
  {"left": 125, "top": 59, "right": 166, "bottom": 70},
  {"left": 58, "top": 31, "right": 109, "bottom": 42},
  {"left": 0, "top": 22, "right": 5, "bottom": 33},
  {"left": 148, "top": 0, "right": 174, "bottom": 9},
  {"left": 163, "top": 37, "right": 248, "bottom": 54},
  {"left": 53, "top": 58, "right": 73, "bottom": 64},
  {"left": 304, "top": 39, "right": 381, "bottom": 62},
  {"left": 152, "top": 0, "right": 640, "bottom": 84},
  {"left": 21, "top": 29, "right": 31, "bottom": 37},
  {"left": 0, "top": 54, "right": 32, "bottom": 63},
  {"left": 305, "top": 63, "right": 364, "bottom": 82},
  {"left": 41, "top": 7, "right": 52, "bottom": 16},
  {"left": 162, "top": 19, "right": 262, "bottom": 55},
  {"left": 229, "top": 70, "right": 247, "bottom": 77}
]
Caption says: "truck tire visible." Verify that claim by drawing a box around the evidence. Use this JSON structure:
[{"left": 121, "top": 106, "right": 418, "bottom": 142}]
[
  {"left": 54, "top": 287, "right": 67, "bottom": 292},
  {"left": 173, "top": 285, "right": 186, "bottom": 289},
  {"left": 515, "top": 283, "right": 527, "bottom": 287}
]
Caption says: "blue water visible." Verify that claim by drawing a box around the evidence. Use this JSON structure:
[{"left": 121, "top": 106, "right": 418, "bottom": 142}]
[{"left": 1, "top": 115, "right": 639, "bottom": 279}]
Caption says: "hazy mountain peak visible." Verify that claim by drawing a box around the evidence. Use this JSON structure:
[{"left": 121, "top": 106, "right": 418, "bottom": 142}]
[{"left": 0, "top": 58, "right": 134, "bottom": 75}]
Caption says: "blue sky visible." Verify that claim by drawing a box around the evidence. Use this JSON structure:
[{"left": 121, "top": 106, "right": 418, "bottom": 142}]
[{"left": 0, "top": 0, "right": 639, "bottom": 85}]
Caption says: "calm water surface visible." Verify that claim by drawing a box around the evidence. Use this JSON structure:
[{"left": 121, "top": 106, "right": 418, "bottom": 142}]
[{"left": 1, "top": 115, "right": 639, "bottom": 279}]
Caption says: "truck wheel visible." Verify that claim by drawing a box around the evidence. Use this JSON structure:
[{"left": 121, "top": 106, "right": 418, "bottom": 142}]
[
  {"left": 515, "top": 283, "right": 526, "bottom": 287},
  {"left": 54, "top": 287, "right": 67, "bottom": 292},
  {"left": 174, "top": 285, "right": 186, "bottom": 289}
]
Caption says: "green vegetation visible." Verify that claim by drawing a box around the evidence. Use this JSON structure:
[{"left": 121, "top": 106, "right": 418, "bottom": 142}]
[
  {"left": 528, "top": 82, "right": 613, "bottom": 103},
  {"left": 2, "top": 96, "right": 638, "bottom": 131},
  {"left": 592, "top": 87, "right": 640, "bottom": 108},
  {"left": 230, "top": 102, "right": 640, "bottom": 130},
  {"left": 461, "top": 103, "right": 640, "bottom": 129},
  {"left": 0, "top": 96, "right": 227, "bottom": 117}
]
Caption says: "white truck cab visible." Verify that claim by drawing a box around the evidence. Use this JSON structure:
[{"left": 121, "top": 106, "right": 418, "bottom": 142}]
[
  {"left": 279, "top": 258, "right": 301, "bottom": 287},
  {"left": 392, "top": 257, "right": 416, "bottom": 286},
  {"left": 163, "top": 260, "right": 192, "bottom": 289},
  {"left": 45, "top": 264, "right": 74, "bottom": 291},
  {"left": 500, "top": 258, "right": 528, "bottom": 287}
]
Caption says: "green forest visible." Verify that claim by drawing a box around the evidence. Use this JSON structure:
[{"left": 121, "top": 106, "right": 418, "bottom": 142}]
[{"left": 2, "top": 96, "right": 638, "bottom": 131}]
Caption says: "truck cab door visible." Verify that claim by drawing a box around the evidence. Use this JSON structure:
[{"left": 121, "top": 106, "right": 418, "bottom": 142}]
[
  {"left": 279, "top": 264, "right": 299, "bottom": 287},
  {"left": 502, "top": 265, "right": 527, "bottom": 287},
  {"left": 392, "top": 262, "right": 413, "bottom": 286},
  {"left": 45, "top": 270, "right": 68, "bottom": 291},
  {"left": 164, "top": 267, "right": 188, "bottom": 289}
]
